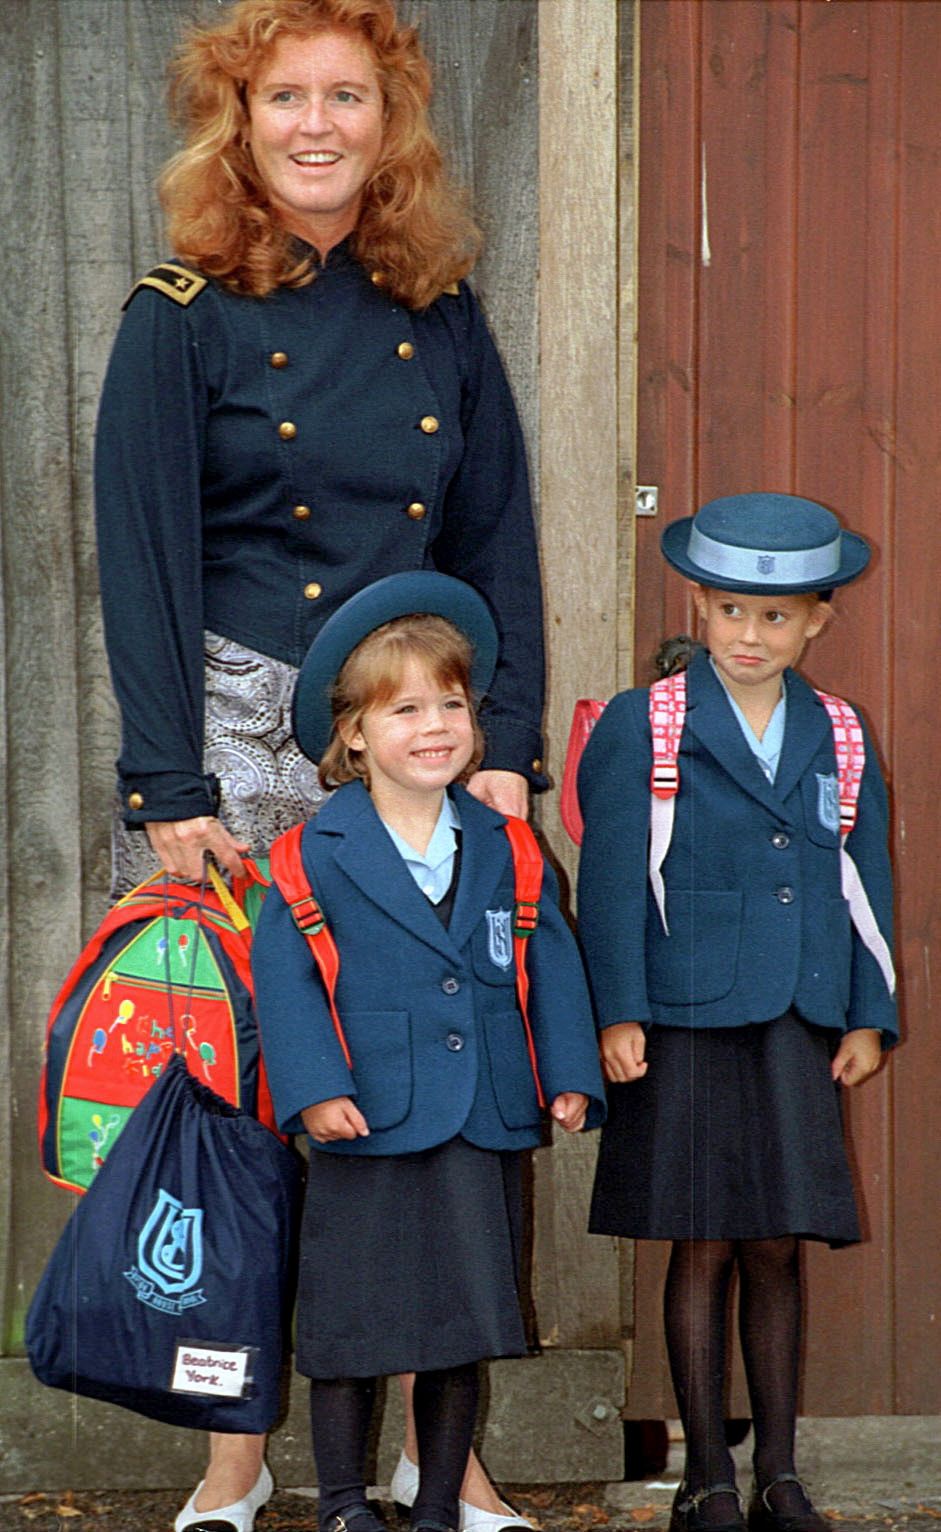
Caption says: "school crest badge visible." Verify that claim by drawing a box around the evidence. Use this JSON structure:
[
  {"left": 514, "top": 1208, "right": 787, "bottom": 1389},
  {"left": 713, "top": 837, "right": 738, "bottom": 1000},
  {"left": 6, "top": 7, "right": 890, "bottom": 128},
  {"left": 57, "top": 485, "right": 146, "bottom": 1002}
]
[
  {"left": 124, "top": 1187, "right": 206, "bottom": 1314},
  {"left": 816, "top": 772, "right": 840, "bottom": 834},
  {"left": 756, "top": 554, "right": 776, "bottom": 575},
  {"left": 486, "top": 909, "right": 513, "bottom": 970}
]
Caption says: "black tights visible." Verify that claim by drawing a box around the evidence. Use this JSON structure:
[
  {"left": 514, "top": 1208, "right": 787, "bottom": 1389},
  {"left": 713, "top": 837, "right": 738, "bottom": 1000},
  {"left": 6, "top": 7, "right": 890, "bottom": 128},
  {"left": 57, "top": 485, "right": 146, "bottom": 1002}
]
[
  {"left": 664, "top": 1237, "right": 801, "bottom": 1502},
  {"left": 309, "top": 1363, "right": 479, "bottom": 1529}
]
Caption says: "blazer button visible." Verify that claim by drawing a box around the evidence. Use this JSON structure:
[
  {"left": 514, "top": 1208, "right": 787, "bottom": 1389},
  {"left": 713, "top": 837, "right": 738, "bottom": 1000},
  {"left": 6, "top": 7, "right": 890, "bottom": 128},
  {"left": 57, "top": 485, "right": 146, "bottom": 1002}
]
[
  {"left": 420, "top": 415, "right": 440, "bottom": 434},
  {"left": 771, "top": 831, "right": 790, "bottom": 849},
  {"left": 279, "top": 421, "right": 297, "bottom": 440},
  {"left": 441, "top": 976, "right": 460, "bottom": 995},
  {"left": 775, "top": 886, "right": 795, "bottom": 905},
  {"left": 397, "top": 341, "right": 415, "bottom": 360},
  {"left": 269, "top": 351, "right": 288, "bottom": 368},
  {"left": 406, "top": 502, "right": 427, "bottom": 520},
  {"left": 446, "top": 1032, "right": 464, "bottom": 1052},
  {"left": 127, "top": 791, "right": 144, "bottom": 811}
]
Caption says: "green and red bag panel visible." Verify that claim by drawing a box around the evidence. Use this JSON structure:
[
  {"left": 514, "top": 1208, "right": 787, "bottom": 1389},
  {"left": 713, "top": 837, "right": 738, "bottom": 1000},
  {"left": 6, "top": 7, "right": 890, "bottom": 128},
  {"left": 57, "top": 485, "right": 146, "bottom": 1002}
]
[{"left": 38, "top": 874, "right": 275, "bottom": 1195}]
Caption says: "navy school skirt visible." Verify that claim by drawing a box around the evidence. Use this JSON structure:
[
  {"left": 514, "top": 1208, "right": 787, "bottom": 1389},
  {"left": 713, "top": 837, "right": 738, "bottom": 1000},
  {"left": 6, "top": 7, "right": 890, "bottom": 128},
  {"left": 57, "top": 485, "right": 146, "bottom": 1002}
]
[
  {"left": 296, "top": 1136, "right": 528, "bottom": 1379},
  {"left": 588, "top": 1010, "right": 861, "bottom": 1247}
]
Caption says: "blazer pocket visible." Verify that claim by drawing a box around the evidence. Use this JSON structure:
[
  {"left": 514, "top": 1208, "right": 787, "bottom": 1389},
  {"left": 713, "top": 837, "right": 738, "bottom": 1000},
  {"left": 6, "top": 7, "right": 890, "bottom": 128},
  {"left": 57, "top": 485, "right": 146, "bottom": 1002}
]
[
  {"left": 344, "top": 1010, "right": 412, "bottom": 1131},
  {"left": 647, "top": 890, "right": 742, "bottom": 1005},
  {"left": 482, "top": 1009, "right": 542, "bottom": 1130},
  {"left": 800, "top": 772, "right": 844, "bottom": 850}
]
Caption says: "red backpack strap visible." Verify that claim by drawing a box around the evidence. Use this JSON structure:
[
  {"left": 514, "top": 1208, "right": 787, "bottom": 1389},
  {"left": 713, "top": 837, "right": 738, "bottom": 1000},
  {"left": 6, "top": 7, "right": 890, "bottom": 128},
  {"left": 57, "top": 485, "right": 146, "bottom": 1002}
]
[
  {"left": 813, "top": 689, "right": 865, "bottom": 836},
  {"left": 268, "top": 825, "right": 352, "bottom": 1070},
  {"left": 502, "top": 817, "right": 547, "bottom": 1108},
  {"left": 560, "top": 699, "right": 608, "bottom": 844}
]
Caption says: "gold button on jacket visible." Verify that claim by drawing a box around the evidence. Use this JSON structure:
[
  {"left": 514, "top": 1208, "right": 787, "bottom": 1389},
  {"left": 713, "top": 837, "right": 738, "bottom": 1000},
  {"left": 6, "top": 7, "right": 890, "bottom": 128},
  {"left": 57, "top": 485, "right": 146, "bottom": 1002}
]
[
  {"left": 293, "top": 504, "right": 312, "bottom": 520},
  {"left": 270, "top": 352, "right": 288, "bottom": 368},
  {"left": 420, "top": 415, "right": 439, "bottom": 435},
  {"left": 407, "top": 502, "right": 427, "bottom": 521},
  {"left": 279, "top": 421, "right": 297, "bottom": 440},
  {"left": 304, "top": 582, "right": 323, "bottom": 600},
  {"left": 127, "top": 791, "right": 144, "bottom": 811},
  {"left": 397, "top": 341, "right": 415, "bottom": 360}
]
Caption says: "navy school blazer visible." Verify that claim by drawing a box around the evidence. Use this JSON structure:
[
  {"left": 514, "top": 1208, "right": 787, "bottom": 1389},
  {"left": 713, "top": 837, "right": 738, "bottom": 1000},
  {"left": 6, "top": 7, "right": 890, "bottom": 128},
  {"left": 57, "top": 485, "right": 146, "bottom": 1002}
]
[
  {"left": 252, "top": 781, "right": 606, "bottom": 1154},
  {"left": 576, "top": 648, "right": 898, "bottom": 1042}
]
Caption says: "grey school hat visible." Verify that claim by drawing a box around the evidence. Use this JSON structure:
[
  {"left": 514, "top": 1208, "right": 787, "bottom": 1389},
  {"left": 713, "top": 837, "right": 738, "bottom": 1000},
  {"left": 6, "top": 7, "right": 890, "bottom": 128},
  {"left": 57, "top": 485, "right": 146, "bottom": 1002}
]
[
  {"left": 660, "top": 492, "right": 871, "bottom": 594},
  {"left": 292, "top": 571, "right": 499, "bottom": 763}
]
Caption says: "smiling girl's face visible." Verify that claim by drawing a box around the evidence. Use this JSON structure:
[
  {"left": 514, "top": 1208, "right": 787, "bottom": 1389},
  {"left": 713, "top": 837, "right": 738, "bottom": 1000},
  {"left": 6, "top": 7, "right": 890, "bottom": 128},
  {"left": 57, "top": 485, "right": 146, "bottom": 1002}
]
[
  {"left": 247, "top": 29, "right": 384, "bottom": 251},
  {"left": 693, "top": 584, "right": 831, "bottom": 703},
  {"left": 340, "top": 655, "right": 476, "bottom": 811}
]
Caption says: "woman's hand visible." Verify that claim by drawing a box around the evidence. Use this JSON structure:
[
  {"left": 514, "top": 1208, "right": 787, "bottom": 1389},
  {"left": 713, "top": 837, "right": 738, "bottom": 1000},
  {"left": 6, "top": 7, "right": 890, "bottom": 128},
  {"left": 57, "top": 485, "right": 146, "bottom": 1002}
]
[
  {"left": 466, "top": 769, "right": 529, "bottom": 819},
  {"left": 600, "top": 1021, "right": 648, "bottom": 1083},
  {"left": 145, "top": 817, "right": 249, "bottom": 881},
  {"left": 831, "top": 1027, "right": 883, "bottom": 1087},
  {"left": 551, "top": 1092, "right": 589, "bottom": 1133},
  {"left": 301, "top": 1097, "right": 370, "bottom": 1143}
]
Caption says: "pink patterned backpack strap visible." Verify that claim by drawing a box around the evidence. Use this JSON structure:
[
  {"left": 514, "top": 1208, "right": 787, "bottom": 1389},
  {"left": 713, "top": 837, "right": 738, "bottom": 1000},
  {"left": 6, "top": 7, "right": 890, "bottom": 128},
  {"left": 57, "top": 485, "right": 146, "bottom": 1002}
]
[
  {"left": 813, "top": 690, "right": 895, "bottom": 995},
  {"left": 648, "top": 673, "right": 687, "bottom": 933}
]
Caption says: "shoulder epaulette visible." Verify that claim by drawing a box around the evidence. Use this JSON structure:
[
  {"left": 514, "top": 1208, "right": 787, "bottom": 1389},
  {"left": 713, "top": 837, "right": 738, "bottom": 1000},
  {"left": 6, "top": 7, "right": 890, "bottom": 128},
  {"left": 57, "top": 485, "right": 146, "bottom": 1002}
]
[{"left": 122, "top": 263, "right": 208, "bottom": 311}]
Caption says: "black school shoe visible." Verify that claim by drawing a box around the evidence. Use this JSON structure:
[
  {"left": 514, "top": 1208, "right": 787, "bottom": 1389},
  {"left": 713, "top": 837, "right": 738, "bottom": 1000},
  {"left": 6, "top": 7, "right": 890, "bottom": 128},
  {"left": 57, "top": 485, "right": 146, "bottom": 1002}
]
[
  {"left": 747, "top": 1474, "right": 829, "bottom": 1532},
  {"left": 323, "top": 1508, "right": 388, "bottom": 1532},
  {"left": 670, "top": 1484, "right": 746, "bottom": 1532}
]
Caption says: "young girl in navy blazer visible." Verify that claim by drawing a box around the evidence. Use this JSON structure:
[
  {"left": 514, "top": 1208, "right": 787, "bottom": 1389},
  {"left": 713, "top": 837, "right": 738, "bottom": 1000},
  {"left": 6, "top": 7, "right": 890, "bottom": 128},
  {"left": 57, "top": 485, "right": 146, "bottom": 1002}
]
[
  {"left": 577, "top": 495, "right": 897, "bottom": 1532},
  {"left": 253, "top": 572, "right": 605, "bottom": 1532}
]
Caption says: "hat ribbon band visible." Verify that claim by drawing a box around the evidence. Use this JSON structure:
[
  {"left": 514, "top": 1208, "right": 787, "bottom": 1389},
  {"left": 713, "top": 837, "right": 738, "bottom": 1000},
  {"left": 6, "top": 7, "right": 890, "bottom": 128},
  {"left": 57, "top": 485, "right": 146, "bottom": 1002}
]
[{"left": 687, "top": 526, "right": 842, "bottom": 584}]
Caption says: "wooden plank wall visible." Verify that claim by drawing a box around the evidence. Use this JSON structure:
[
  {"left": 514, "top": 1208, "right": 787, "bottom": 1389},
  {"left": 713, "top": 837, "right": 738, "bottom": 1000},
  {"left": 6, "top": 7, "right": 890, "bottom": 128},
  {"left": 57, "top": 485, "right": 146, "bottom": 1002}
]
[
  {"left": 631, "top": 0, "right": 941, "bottom": 1416},
  {"left": 0, "top": 0, "right": 626, "bottom": 1488}
]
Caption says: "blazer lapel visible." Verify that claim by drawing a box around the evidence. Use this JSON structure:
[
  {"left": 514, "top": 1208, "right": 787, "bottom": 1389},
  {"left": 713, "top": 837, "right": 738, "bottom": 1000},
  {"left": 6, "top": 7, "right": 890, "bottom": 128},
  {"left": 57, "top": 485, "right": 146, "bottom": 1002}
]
[
  {"left": 773, "top": 669, "right": 833, "bottom": 804},
  {"left": 446, "top": 786, "right": 513, "bottom": 954},
  {"left": 314, "top": 783, "right": 460, "bottom": 962}
]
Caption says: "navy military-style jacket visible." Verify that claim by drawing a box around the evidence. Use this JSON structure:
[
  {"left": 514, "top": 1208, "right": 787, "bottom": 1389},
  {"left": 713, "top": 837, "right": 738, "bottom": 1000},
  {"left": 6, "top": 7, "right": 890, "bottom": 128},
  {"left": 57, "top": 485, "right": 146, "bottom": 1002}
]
[
  {"left": 252, "top": 782, "right": 606, "bottom": 1155},
  {"left": 577, "top": 648, "right": 898, "bottom": 1041},
  {"left": 94, "top": 243, "right": 547, "bottom": 825}
]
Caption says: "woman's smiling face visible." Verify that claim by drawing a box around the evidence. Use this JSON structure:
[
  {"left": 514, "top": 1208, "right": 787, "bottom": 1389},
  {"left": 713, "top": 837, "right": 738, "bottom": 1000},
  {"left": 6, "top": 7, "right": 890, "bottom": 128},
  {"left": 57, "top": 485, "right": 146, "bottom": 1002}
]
[{"left": 247, "top": 29, "right": 385, "bottom": 251}]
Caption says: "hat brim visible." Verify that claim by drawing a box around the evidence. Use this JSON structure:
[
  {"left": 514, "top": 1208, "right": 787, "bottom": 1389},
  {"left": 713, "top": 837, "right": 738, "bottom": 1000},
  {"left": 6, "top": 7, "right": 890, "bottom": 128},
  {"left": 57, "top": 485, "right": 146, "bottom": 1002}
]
[
  {"left": 292, "top": 572, "right": 499, "bottom": 763},
  {"left": 660, "top": 518, "right": 871, "bottom": 594}
]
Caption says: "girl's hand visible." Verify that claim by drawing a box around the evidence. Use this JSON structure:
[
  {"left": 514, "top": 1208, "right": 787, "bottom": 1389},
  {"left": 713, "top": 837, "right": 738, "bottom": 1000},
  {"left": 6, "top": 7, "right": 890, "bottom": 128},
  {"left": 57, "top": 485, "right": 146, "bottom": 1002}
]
[
  {"left": 551, "top": 1092, "right": 589, "bottom": 1133},
  {"left": 146, "top": 816, "right": 248, "bottom": 881},
  {"left": 466, "top": 769, "right": 529, "bottom": 819},
  {"left": 301, "top": 1097, "right": 370, "bottom": 1142},
  {"left": 600, "top": 1021, "right": 648, "bottom": 1083},
  {"left": 831, "top": 1028, "right": 883, "bottom": 1087}
]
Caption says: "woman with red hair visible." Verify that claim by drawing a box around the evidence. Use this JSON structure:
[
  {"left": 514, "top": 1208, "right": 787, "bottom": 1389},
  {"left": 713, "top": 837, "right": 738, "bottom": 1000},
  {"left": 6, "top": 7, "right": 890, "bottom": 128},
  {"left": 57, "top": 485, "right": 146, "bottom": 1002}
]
[{"left": 94, "top": 3, "right": 544, "bottom": 1529}]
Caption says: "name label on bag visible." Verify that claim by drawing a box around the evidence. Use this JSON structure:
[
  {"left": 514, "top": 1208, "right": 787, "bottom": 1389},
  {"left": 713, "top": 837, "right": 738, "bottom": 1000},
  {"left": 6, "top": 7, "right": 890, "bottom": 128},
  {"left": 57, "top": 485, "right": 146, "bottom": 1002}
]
[{"left": 170, "top": 1341, "right": 255, "bottom": 1399}]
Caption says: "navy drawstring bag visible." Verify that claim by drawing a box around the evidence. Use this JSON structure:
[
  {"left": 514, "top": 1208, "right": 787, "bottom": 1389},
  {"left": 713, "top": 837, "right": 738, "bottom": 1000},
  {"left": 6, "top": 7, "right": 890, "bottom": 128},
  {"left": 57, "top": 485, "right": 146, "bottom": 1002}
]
[{"left": 26, "top": 1051, "right": 301, "bottom": 1431}]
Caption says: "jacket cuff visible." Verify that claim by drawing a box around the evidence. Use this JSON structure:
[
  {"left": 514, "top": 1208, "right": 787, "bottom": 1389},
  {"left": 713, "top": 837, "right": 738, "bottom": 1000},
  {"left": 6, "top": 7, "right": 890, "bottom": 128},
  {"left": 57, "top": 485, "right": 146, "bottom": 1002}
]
[
  {"left": 118, "top": 770, "right": 221, "bottom": 826},
  {"left": 479, "top": 713, "right": 549, "bottom": 792}
]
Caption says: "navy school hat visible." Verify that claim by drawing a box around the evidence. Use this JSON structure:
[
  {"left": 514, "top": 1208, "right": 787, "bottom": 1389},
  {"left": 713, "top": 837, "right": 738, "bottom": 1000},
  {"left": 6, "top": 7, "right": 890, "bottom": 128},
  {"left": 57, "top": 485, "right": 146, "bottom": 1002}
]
[
  {"left": 292, "top": 572, "right": 499, "bottom": 763},
  {"left": 660, "top": 492, "right": 871, "bottom": 594}
]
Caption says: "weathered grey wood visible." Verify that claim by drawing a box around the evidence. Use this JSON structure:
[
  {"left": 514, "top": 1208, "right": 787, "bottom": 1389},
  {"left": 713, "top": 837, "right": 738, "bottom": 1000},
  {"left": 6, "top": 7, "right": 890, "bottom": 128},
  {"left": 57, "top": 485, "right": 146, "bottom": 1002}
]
[{"left": 534, "top": 0, "right": 623, "bottom": 1349}]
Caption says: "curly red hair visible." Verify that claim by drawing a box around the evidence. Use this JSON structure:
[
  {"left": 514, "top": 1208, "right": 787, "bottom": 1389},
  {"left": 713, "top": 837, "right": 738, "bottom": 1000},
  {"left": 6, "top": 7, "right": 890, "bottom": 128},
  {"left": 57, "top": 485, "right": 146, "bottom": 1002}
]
[{"left": 159, "top": 0, "right": 481, "bottom": 306}]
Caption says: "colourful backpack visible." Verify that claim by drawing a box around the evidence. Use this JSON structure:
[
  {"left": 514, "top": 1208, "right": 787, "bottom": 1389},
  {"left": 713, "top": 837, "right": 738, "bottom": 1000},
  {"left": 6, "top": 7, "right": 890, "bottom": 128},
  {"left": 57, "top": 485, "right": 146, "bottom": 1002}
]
[
  {"left": 561, "top": 673, "right": 895, "bottom": 995},
  {"left": 38, "top": 864, "right": 277, "bottom": 1194}
]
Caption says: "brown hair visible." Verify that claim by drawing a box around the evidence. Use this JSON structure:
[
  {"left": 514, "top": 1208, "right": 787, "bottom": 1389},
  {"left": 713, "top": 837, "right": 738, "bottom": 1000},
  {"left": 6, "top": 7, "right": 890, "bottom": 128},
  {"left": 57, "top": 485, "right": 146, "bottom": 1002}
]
[
  {"left": 159, "top": 0, "right": 481, "bottom": 305},
  {"left": 319, "top": 613, "right": 485, "bottom": 789}
]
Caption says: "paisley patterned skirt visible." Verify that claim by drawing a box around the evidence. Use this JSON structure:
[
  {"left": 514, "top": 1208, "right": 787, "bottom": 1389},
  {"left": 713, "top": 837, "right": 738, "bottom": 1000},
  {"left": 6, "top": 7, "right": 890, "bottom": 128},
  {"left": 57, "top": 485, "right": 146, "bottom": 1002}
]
[{"left": 111, "top": 632, "right": 327, "bottom": 897}]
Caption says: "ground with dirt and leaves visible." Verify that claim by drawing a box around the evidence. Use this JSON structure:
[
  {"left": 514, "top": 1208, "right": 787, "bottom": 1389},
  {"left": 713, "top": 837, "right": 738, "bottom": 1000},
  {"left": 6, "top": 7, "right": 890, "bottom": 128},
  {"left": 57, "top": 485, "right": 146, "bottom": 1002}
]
[{"left": 3, "top": 1486, "right": 941, "bottom": 1532}]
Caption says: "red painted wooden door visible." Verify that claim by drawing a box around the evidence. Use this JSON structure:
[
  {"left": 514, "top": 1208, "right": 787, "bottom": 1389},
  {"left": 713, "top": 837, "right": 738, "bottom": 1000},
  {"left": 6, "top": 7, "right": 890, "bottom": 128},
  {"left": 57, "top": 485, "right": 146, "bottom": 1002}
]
[{"left": 630, "top": 0, "right": 941, "bottom": 1415}]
